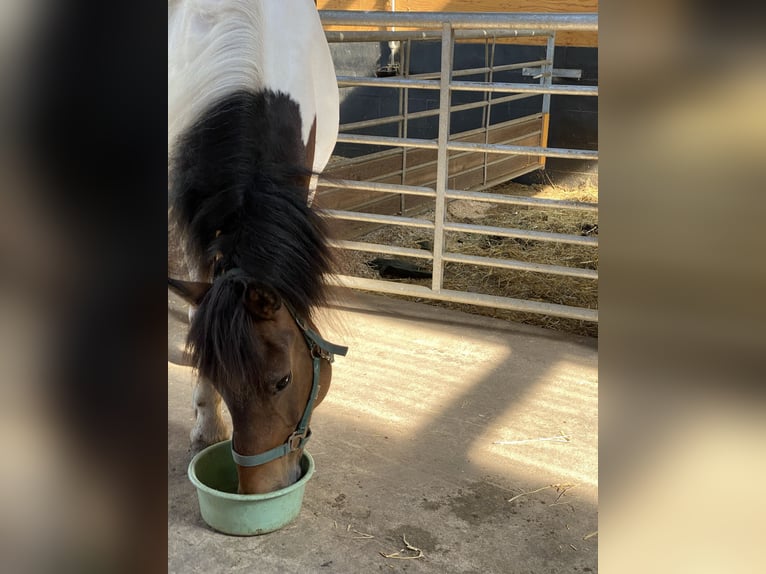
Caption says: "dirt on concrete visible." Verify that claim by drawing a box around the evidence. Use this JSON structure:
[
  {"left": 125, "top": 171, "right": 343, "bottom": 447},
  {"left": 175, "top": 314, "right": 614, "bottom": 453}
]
[
  {"left": 334, "top": 180, "right": 599, "bottom": 338},
  {"left": 168, "top": 289, "right": 598, "bottom": 573}
]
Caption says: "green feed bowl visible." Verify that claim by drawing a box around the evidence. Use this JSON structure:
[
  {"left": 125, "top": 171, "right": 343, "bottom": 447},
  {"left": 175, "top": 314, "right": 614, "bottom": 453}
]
[{"left": 188, "top": 439, "right": 315, "bottom": 536}]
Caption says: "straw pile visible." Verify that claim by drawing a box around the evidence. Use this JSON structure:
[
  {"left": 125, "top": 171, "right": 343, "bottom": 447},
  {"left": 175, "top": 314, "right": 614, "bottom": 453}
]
[{"left": 333, "top": 180, "right": 599, "bottom": 337}]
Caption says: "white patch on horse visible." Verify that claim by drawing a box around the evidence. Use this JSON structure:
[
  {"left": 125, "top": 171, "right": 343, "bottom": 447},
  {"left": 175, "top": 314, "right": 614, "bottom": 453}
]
[
  {"left": 168, "top": 0, "right": 338, "bottom": 200},
  {"left": 181, "top": 245, "right": 226, "bottom": 450},
  {"left": 190, "top": 376, "right": 228, "bottom": 452},
  {"left": 169, "top": 0, "right": 338, "bottom": 453}
]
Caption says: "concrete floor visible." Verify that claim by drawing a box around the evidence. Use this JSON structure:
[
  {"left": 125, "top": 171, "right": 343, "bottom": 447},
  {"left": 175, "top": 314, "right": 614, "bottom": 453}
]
[{"left": 168, "top": 290, "right": 598, "bottom": 574}]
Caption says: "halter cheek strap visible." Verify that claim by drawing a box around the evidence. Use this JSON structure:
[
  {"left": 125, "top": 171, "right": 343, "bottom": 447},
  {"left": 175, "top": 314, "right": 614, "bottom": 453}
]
[{"left": 230, "top": 309, "right": 348, "bottom": 467}]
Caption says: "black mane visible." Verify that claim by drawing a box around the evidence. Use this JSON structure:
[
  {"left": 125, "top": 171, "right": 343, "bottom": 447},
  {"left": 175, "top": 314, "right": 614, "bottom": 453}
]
[{"left": 169, "top": 90, "right": 332, "bottom": 397}]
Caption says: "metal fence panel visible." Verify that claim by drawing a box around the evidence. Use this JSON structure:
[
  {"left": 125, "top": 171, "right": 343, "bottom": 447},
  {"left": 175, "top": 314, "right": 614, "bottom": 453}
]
[{"left": 319, "top": 11, "right": 598, "bottom": 323}]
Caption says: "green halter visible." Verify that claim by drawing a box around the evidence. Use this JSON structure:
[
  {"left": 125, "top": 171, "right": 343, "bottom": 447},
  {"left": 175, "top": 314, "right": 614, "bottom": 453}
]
[{"left": 230, "top": 308, "right": 347, "bottom": 467}]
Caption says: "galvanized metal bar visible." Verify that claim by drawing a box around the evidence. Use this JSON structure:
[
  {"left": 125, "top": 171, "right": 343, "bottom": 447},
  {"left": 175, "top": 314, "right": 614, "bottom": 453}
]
[
  {"left": 451, "top": 80, "right": 598, "bottom": 96},
  {"left": 444, "top": 221, "right": 598, "bottom": 247},
  {"left": 337, "top": 76, "right": 439, "bottom": 90},
  {"left": 524, "top": 67, "right": 582, "bottom": 80},
  {"left": 442, "top": 252, "right": 598, "bottom": 280},
  {"left": 339, "top": 93, "right": 535, "bottom": 132},
  {"left": 331, "top": 275, "right": 599, "bottom": 322},
  {"left": 324, "top": 29, "right": 553, "bottom": 43},
  {"left": 432, "top": 22, "right": 454, "bottom": 293},
  {"left": 397, "top": 62, "right": 405, "bottom": 142},
  {"left": 337, "top": 76, "right": 598, "bottom": 96},
  {"left": 324, "top": 209, "right": 434, "bottom": 229},
  {"left": 480, "top": 38, "right": 490, "bottom": 185},
  {"left": 480, "top": 38, "right": 490, "bottom": 139},
  {"left": 318, "top": 178, "right": 436, "bottom": 198},
  {"left": 448, "top": 140, "right": 598, "bottom": 160},
  {"left": 334, "top": 133, "right": 597, "bottom": 160},
  {"left": 329, "top": 240, "right": 433, "bottom": 260},
  {"left": 336, "top": 133, "right": 438, "bottom": 149},
  {"left": 400, "top": 38, "right": 412, "bottom": 214},
  {"left": 319, "top": 11, "right": 599, "bottom": 33},
  {"left": 539, "top": 33, "right": 556, "bottom": 170},
  {"left": 483, "top": 36, "right": 498, "bottom": 186},
  {"left": 409, "top": 59, "right": 549, "bottom": 80},
  {"left": 495, "top": 59, "right": 551, "bottom": 72},
  {"left": 339, "top": 115, "right": 405, "bottom": 132},
  {"left": 445, "top": 189, "right": 597, "bottom": 212},
  {"left": 542, "top": 35, "right": 555, "bottom": 116}
]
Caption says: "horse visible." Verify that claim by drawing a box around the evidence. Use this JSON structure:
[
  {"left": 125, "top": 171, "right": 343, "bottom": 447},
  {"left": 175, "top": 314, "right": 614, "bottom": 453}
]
[{"left": 167, "top": 0, "right": 345, "bottom": 495}]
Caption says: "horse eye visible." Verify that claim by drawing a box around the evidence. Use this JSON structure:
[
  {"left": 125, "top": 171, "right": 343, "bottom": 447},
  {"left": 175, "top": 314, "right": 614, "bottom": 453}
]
[{"left": 275, "top": 372, "right": 292, "bottom": 392}]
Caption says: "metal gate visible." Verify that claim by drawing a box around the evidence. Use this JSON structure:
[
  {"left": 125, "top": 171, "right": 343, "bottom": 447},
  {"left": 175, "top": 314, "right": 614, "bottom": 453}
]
[{"left": 318, "top": 11, "right": 598, "bottom": 323}]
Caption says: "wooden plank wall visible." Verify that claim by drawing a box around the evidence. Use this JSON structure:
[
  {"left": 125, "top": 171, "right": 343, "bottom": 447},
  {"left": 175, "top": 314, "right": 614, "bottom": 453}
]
[
  {"left": 319, "top": 115, "right": 543, "bottom": 239},
  {"left": 315, "top": 0, "right": 597, "bottom": 238},
  {"left": 317, "top": 0, "right": 598, "bottom": 47}
]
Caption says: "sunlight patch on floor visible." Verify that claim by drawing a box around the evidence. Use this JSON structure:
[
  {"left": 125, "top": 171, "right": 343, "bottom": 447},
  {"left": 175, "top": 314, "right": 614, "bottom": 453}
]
[
  {"left": 323, "top": 320, "right": 511, "bottom": 429},
  {"left": 467, "top": 358, "right": 598, "bottom": 493}
]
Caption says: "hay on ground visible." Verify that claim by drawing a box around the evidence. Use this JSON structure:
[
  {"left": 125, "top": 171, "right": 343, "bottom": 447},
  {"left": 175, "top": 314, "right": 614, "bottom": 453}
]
[{"left": 332, "top": 180, "right": 598, "bottom": 338}]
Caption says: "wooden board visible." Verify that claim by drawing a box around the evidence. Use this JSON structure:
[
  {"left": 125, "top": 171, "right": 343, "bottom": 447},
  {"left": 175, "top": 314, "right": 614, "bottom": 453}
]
[
  {"left": 317, "top": 0, "right": 598, "bottom": 47},
  {"left": 318, "top": 114, "right": 543, "bottom": 238}
]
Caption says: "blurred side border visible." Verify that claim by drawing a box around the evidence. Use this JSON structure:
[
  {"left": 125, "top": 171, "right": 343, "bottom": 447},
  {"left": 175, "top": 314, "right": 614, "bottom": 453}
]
[
  {"left": 1, "top": 1, "right": 763, "bottom": 572},
  {"left": 600, "top": 1, "right": 765, "bottom": 573},
  {"left": 1, "top": 1, "right": 167, "bottom": 573}
]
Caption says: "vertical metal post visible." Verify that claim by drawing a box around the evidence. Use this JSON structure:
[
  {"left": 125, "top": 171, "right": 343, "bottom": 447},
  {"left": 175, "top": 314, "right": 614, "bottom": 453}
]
[
  {"left": 483, "top": 36, "right": 497, "bottom": 187},
  {"left": 540, "top": 33, "right": 555, "bottom": 170},
  {"left": 480, "top": 38, "right": 489, "bottom": 186},
  {"left": 432, "top": 22, "right": 454, "bottom": 293},
  {"left": 397, "top": 51, "right": 404, "bottom": 140},
  {"left": 396, "top": 43, "right": 404, "bottom": 214},
  {"left": 480, "top": 39, "right": 489, "bottom": 132},
  {"left": 400, "top": 39, "right": 412, "bottom": 215}
]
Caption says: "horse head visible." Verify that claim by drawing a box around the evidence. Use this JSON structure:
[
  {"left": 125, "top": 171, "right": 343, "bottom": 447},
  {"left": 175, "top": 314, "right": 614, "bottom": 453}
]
[{"left": 169, "top": 273, "right": 344, "bottom": 494}]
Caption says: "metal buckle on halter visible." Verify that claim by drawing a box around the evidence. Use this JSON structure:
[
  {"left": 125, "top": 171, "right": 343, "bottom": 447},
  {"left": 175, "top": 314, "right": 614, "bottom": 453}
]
[
  {"left": 311, "top": 344, "right": 334, "bottom": 363},
  {"left": 288, "top": 429, "right": 308, "bottom": 451}
]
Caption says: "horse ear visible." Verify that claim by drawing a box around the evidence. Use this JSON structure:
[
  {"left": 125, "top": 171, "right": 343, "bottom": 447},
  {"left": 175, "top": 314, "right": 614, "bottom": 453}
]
[
  {"left": 244, "top": 283, "right": 282, "bottom": 320},
  {"left": 168, "top": 277, "right": 212, "bottom": 306}
]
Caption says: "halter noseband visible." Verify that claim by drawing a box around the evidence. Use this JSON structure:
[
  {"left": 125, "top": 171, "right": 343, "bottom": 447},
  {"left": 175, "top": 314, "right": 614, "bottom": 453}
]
[{"left": 230, "top": 306, "right": 348, "bottom": 467}]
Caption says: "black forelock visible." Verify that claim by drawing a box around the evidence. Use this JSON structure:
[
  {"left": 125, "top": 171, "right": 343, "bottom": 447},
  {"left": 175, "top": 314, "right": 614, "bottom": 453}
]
[
  {"left": 185, "top": 270, "right": 265, "bottom": 401},
  {"left": 169, "top": 89, "right": 332, "bottom": 318},
  {"left": 169, "top": 89, "right": 333, "bottom": 395}
]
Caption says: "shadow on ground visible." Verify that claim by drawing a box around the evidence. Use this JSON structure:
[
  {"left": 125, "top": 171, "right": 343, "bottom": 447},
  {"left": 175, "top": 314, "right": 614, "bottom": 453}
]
[{"left": 168, "top": 290, "right": 598, "bottom": 574}]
